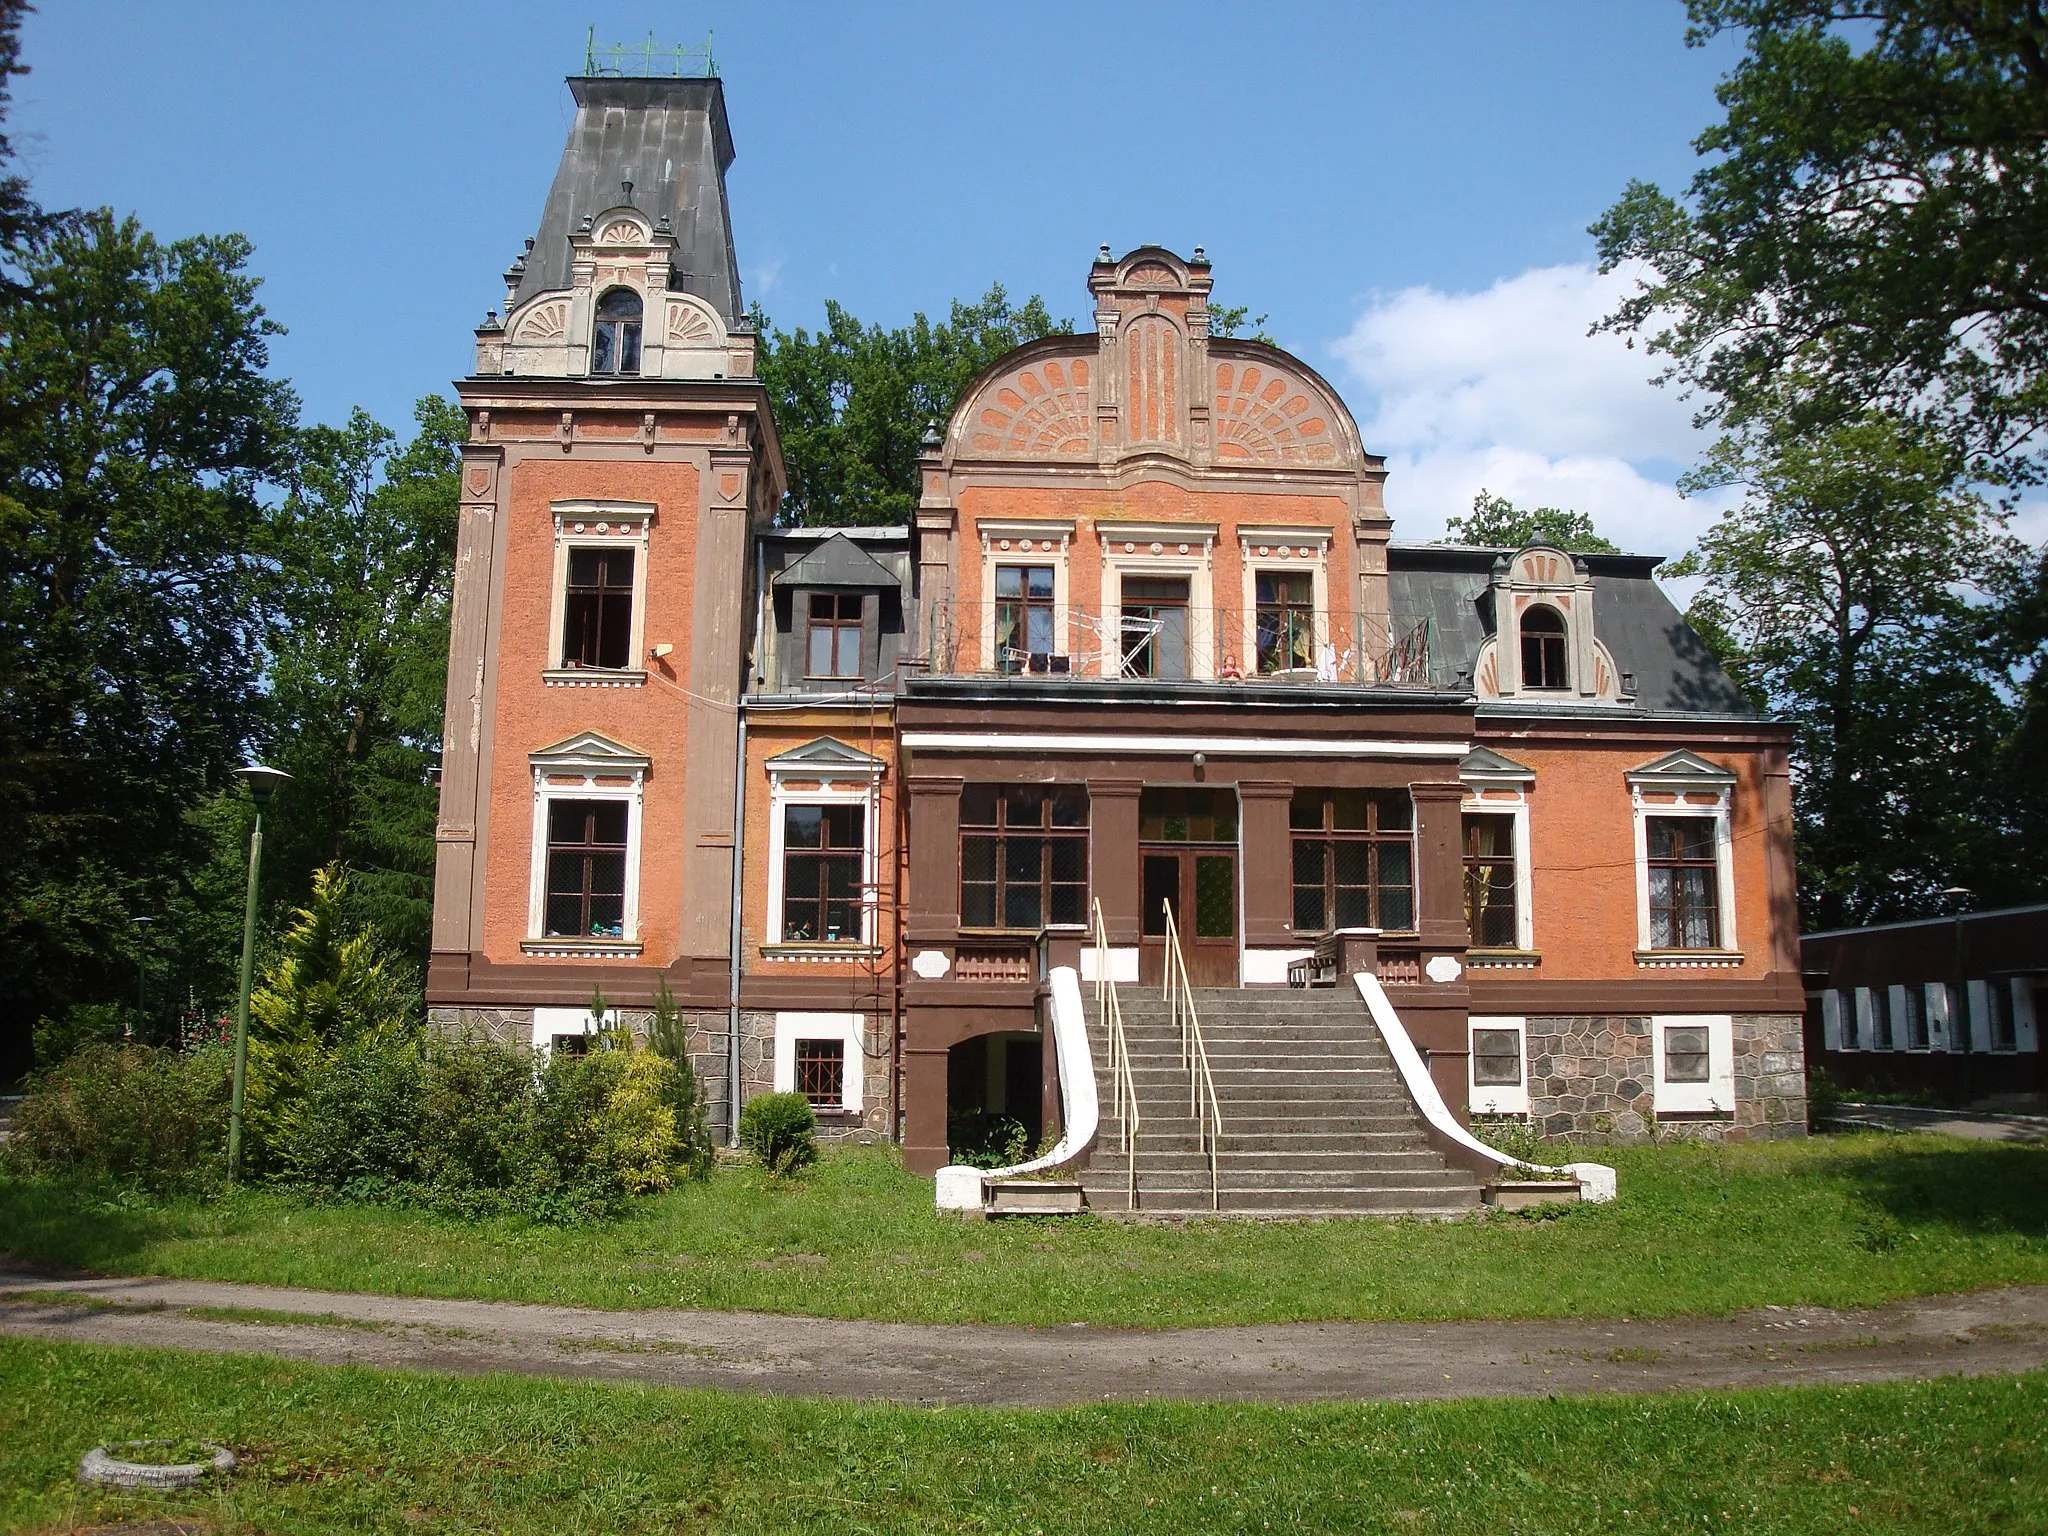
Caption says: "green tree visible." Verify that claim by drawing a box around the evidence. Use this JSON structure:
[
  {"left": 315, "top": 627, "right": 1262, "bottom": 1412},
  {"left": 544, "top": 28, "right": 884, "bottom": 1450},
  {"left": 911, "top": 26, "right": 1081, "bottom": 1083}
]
[
  {"left": 264, "top": 398, "right": 462, "bottom": 965},
  {"left": 0, "top": 210, "right": 295, "bottom": 1073},
  {"left": 1669, "top": 413, "right": 2031, "bottom": 925},
  {"left": 755, "top": 286, "right": 1069, "bottom": 526},
  {"left": 1444, "top": 489, "right": 1621, "bottom": 553},
  {"left": 1593, "top": 3, "right": 2048, "bottom": 485},
  {"left": 0, "top": 3, "right": 65, "bottom": 285},
  {"left": 1209, "top": 303, "right": 1275, "bottom": 345}
]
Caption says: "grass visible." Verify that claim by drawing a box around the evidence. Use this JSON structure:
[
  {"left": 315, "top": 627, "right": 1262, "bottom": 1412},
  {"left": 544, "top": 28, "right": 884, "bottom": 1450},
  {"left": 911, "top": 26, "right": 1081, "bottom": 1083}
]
[
  {"left": 3, "top": 1338, "right": 2043, "bottom": 1534},
  {"left": 3, "top": 1134, "right": 2045, "bottom": 1328}
]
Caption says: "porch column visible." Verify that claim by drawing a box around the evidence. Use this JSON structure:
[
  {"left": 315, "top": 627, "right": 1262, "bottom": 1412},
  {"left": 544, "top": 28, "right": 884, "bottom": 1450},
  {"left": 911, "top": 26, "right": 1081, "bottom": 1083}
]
[
  {"left": 1409, "top": 777, "right": 1473, "bottom": 1119},
  {"left": 1087, "top": 777, "right": 1144, "bottom": 945},
  {"left": 903, "top": 1042, "right": 949, "bottom": 1174},
  {"left": 906, "top": 775, "right": 964, "bottom": 944},
  {"left": 1238, "top": 779, "right": 1295, "bottom": 950}
]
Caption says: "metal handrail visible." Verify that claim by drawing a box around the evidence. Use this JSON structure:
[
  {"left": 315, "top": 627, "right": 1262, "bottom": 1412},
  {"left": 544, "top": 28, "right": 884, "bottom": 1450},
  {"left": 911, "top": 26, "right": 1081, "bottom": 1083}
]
[
  {"left": 1160, "top": 900, "right": 1224, "bottom": 1211},
  {"left": 1091, "top": 898, "right": 1140, "bottom": 1211}
]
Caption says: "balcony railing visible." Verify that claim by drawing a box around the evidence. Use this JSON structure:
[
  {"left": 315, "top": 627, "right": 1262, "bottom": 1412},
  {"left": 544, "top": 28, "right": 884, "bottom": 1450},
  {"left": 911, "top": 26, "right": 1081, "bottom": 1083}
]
[{"left": 919, "top": 602, "right": 1438, "bottom": 688}]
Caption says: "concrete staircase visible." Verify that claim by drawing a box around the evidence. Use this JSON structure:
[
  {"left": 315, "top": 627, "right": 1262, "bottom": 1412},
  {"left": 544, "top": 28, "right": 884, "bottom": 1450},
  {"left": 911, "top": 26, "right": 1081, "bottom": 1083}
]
[{"left": 1078, "top": 985, "right": 1483, "bottom": 1218}]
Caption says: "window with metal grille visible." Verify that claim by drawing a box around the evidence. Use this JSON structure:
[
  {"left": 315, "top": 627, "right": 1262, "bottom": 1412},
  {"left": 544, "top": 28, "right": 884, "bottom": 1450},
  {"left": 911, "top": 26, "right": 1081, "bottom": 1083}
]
[
  {"left": 1462, "top": 813, "right": 1518, "bottom": 948},
  {"left": 1646, "top": 815, "right": 1719, "bottom": 949},
  {"left": 1989, "top": 982, "right": 2017, "bottom": 1050},
  {"left": 994, "top": 565, "right": 1054, "bottom": 668},
  {"left": 806, "top": 592, "right": 863, "bottom": 678},
  {"left": 1254, "top": 570, "right": 1314, "bottom": 674},
  {"left": 1663, "top": 1024, "right": 1711, "bottom": 1084},
  {"left": 782, "top": 803, "right": 865, "bottom": 943},
  {"left": 1290, "top": 789, "right": 1414, "bottom": 934},
  {"left": 1521, "top": 605, "right": 1569, "bottom": 689},
  {"left": 960, "top": 784, "right": 1088, "bottom": 930},
  {"left": 591, "top": 286, "right": 643, "bottom": 375},
  {"left": 794, "top": 1038, "right": 845, "bottom": 1108},
  {"left": 1472, "top": 1027, "right": 1523, "bottom": 1087},
  {"left": 562, "top": 547, "right": 635, "bottom": 669},
  {"left": 545, "top": 800, "right": 628, "bottom": 938}
]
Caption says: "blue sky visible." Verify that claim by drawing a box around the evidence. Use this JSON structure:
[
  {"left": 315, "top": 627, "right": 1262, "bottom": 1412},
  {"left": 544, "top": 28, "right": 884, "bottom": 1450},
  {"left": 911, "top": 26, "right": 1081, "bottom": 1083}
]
[{"left": 17, "top": 1, "right": 1749, "bottom": 552}]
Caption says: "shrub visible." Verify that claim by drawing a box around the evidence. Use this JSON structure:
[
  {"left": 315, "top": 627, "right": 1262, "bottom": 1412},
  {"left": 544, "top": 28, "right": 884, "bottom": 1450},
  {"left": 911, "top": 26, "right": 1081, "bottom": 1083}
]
[
  {"left": 30, "top": 1002, "right": 130, "bottom": 1074},
  {"left": 946, "top": 1110, "right": 1030, "bottom": 1170},
  {"left": 739, "top": 1091, "right": 817, "bottom": 1175},
  {"left": 268, "top": 1030, "right": 426, "bottom": 1195},
  {"left": 4, "top": 1042, "right": 230, "bottom": 1193},
  {"left": 537, "top": 1044, "right": 682, "bottom": 1195},
  {"left": 643, "top": 979, "right": 715, "bottom": 1181},
  {"left": 416, "top": 1037, "right": 542, "bottom": 1198}
]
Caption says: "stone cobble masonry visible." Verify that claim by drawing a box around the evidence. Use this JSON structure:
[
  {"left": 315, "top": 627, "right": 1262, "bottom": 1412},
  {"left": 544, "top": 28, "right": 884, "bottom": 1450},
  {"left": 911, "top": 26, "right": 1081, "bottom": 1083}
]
[{"left": 1524, "top": 1013, "right": 1805, "bottom": 1142}]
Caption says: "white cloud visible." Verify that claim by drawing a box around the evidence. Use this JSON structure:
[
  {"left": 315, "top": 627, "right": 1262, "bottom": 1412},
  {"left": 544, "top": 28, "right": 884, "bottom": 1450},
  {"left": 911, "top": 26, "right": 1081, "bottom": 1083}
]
[{"left": 1327, "top": 263, "right": 1726, "bottom": 557}]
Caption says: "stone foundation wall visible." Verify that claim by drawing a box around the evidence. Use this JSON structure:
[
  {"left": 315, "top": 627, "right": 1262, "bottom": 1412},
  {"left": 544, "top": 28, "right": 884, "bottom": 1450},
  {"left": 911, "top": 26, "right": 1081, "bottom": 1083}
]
[
  {"left": 1522, "top": 1013, "right": 1805, "bottom": 1142},
  {"left": 427, "top": 1005, "right": 894, "bottom": 1142}
]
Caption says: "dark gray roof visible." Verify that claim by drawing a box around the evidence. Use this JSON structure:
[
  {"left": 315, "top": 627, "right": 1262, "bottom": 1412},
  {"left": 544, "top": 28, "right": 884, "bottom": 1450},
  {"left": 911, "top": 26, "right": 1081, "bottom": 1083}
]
[
  {"left": 512, "top": 76, "right": 742, "bottom": 323},
  {"left": 1387, "top": 543, "right": 1756, "bottom": 717},
  {"left": 774, "top": 533, "right": 901, "bottom": 589}
]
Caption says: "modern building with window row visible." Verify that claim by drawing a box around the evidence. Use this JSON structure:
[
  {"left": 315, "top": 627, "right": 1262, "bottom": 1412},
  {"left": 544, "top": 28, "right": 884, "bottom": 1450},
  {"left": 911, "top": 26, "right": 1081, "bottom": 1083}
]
[
  {"left": 1802, "top": 904, "right": 2046, "bottom": 1109},
  {"left": 427, "top": 66, "right": 1808, "bottom": 1187}
]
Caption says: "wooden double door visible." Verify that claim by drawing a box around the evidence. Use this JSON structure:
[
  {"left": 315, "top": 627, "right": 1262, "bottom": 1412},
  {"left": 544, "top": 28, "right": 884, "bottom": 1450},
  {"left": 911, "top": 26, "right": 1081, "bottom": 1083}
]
[{"left": 1139, "top": 846, "right": 1238, "bottom": 986}]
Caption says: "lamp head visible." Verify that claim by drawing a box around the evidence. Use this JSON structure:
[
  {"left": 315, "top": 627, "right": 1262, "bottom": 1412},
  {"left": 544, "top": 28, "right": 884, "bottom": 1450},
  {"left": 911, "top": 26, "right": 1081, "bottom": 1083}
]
[{"left": 235, "top": 763, "right": 292, "bottom": 809}]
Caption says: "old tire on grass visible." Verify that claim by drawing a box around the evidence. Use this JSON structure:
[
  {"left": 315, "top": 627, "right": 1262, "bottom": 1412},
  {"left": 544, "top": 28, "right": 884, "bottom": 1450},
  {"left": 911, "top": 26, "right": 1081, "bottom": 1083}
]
[{"left": 77, "top": 1441, "right": 235, "bottom": 1489}]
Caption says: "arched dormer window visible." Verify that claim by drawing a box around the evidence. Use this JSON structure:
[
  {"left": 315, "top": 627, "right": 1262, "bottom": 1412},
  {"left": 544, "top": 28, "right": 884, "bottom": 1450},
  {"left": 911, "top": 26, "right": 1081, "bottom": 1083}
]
[
  {"left": 591, "top": 287, "right": 643, "bottom": 376},
  {"left": 1521, "top": 605, "right": 1569, "bottom": 690}
]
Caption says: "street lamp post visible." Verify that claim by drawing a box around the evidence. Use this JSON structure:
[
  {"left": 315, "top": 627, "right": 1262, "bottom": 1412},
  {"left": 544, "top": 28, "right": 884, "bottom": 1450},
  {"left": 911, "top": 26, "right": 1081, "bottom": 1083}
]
[{"left": 228, "top": 764, "right": 291, "bottom": 1184}]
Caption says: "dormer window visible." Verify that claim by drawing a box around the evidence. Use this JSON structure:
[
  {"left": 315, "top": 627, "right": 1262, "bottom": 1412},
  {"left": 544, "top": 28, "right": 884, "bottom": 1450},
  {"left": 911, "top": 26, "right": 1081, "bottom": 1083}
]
[
  {"left": 807, "top": 593, "right": 864, "bottom": 678},
  {"left": 591, "top": 287, "right": 643, "bottom": 375},
  {"left": 1520, "top": 605, "right": 1569, "bottom": 690}
]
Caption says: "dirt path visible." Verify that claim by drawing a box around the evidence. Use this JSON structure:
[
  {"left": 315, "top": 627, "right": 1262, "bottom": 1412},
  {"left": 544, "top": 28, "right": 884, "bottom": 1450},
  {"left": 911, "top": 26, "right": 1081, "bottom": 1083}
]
[{"left": 2, "top": 1270, "right": 2044, "bottom": 1407}]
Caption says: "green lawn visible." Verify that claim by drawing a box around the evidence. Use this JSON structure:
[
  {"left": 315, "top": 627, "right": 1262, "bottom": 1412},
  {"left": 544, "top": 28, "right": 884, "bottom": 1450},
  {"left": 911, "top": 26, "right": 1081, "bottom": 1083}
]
[
  {"left": 3, "top": 1338, "right": 2042, "bottom": 1534},
  {"left": 3, "top": 1134, "right": 2045, "bottom": 1328}
]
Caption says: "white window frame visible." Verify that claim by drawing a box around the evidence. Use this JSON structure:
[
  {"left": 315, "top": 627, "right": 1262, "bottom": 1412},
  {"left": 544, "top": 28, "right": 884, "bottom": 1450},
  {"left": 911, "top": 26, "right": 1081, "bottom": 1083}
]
[
  {"left": 1097, "top": 521, "right": 1218, "bottom": 680},
  {"left": 763, "top": 746, "right": 885, "bottom": 949},
  {"left": 1925, "top": 982, "right": 1954, "bottom": 1052},
  {"left": 546, "top": 500, "right": 653, "bottom": 683},
  {"left": 975, "top": 519, "right": 1073, "bottom": 674},
  {"left": 524, "top": 733, "right": 649, "bottom": 955},
  {"left": 531, "top": 1003, "right": 622, "bottom": 1056},
  {"left": 772, "top": 1011, "right": 864, "bottom": 1113},
  {"left": 1468, "top": 1016, "right": 1529, "bottom": 1116},
  {"left": 1652, "top": 1013, "right": 1735, "bottom": 1115},
  {"left": 2016, "top": 979, "right": 2041, "bottom": 1053},
  {"left": 1820, "top": 988, "right": 1845, "bottom": 1051},
  {"left": 1629, "top": 787, "right": 1737, "bottom": 959},
  {"left": 1238, "top": 526, "right": 1332, "bottom": 677}
]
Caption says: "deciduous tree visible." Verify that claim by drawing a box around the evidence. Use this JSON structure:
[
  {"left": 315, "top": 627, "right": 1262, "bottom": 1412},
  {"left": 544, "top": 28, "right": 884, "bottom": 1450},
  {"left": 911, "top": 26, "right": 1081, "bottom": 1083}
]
[{"left": 1443, "top": 489, "right": 1621, "bottom": 553}]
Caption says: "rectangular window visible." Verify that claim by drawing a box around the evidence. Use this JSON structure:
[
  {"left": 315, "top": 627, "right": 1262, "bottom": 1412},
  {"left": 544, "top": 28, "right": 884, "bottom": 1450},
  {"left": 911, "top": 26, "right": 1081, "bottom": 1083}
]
[
  {"left": 1254, "top": 571, "right": 1314, "bottom": 674},
  {"left": 1471, "top": 1027, "right": 1524, "bottom": 1087},
  {"left": 1989, "top": 982, "right": 2016, "bottom": 1051},
  {"left": 1462, "top": 813, "right": 1518, "bottom": 949},
  {"left": 562, "top": 547, "right": 636, "bottom": 669},
  {"left": 1646, "top": 815, "right": 1719, "bottom": 949},
  {"left": 1870, "top": 985, "right": 1895, "bottom": 1051},
  {"left": 994, "top": 565, "right": 1055, "bottom": 669},
  {"left": 1290, "top": 789, "right": 1413, "bottom": 934},
  {"left": 545, "top": 800, "right": 628, "bottom": 938},
  {"left": 781, "top": 803, "right": 865, "bottom": 943},
  {"left": 960, "top": 783, "right": 1089, "bottom": 930},
  {"left": 806, "top": 592, "right": 864, "bottom": 678},
  {"left": 1663, "top": 1023, "right": 1711, "bottom": 1084},
  {"left": 1119, "top": 575, "right": 1190, "bottom": 679},
  {"left": 794, "top": 1037, "right": 846, "bottom": 1108}
]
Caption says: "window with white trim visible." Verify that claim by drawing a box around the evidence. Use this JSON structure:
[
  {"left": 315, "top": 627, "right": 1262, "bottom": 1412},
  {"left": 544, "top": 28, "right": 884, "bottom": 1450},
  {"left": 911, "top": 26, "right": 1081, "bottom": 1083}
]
[
  {"left": 547, "top": 502, "right": 652, "bottom": 681},
  {"left": 762, "top": 740, "right": 884, "bottom": 949},
  {"left": 1627, "top": 753, "right": 1738, "bottom": 961},
  {"left": 771, "top": 1012, "right": 864, "bottom": 1113},
  {"left": 524, "top": 733, "right": 647, "bottom": 954},
  {"left": 1652, "top": 1014, "right": 1734, "bottom": 1114},
  {"left": 1468, "top": 1017, "right": 1529, "bottom": 1116}
]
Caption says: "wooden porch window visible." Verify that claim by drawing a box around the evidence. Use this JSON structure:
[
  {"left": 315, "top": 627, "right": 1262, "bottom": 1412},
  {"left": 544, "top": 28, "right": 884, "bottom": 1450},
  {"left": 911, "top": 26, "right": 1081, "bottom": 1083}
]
[
  {"left": 960, "top": 784, "right": 1088, "bottom": 930},
  {"left": 1290, "top": 789, "right": 1413, "bottom": 934}
]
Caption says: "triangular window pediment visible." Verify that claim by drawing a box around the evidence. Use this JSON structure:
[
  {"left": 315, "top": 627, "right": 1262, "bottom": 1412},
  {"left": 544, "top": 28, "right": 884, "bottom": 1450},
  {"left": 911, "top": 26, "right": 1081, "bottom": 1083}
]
[
  {"left": 1625, "top": 749, "right": 1736, "bottom": 787},
  {"left": 529, "top": 731, "right": 652, "bottom": 774},
  {"left": 765, "top": 736, "right": 886, "bottom": 777},
  {"left": 774, "top": 534, "right": 899, "bottom": 591}
]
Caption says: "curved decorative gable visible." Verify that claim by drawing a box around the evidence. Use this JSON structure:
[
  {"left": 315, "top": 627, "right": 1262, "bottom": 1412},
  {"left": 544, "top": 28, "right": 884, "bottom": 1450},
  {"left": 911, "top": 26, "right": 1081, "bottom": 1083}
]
[
  {"left": 1212, "top": 358, "right": 1337, "bottom": 465},
  {"left": 962, "top": 351, "right": 1094, "bottom": 458}
]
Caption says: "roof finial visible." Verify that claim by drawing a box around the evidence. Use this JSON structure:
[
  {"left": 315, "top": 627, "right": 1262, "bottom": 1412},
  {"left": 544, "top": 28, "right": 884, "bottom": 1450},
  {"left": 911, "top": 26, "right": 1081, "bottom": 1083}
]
[
  {"left": 1098, "top": 243, "right": 1113, "bottom": 262},
  {"left": 621, "top": 179, "right": 634, "bottom": 206}
]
